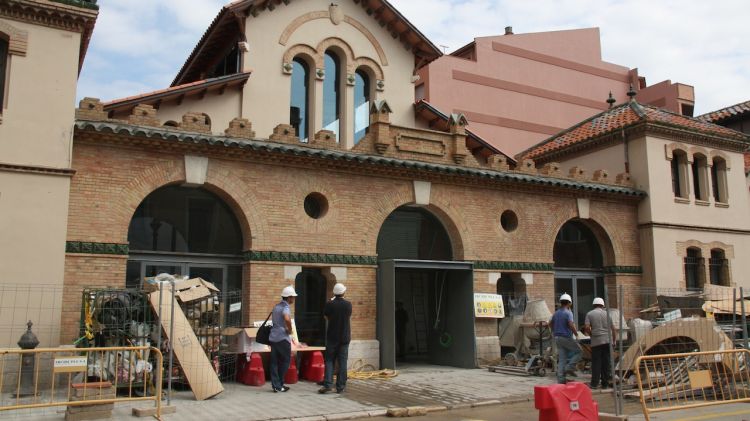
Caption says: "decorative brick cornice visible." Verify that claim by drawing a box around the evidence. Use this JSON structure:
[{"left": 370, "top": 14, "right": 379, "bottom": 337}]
[
  {"left": 473, "top": 261, "right": 554, "bottom": 271},
  {"left": 0, "top": 162, "right": 76, "bottom": 177},
  {"left": 74, "top": 121, "right": 646, "bottom": 199},
  {"left": 66, "top": 241, "right": 129, "bottom": 255},
  {"left": 603, "top": 265, "right": 643, "bottom": 274},
  {"left": 244, "top": 251, "right": 377, "bottom": 266}
]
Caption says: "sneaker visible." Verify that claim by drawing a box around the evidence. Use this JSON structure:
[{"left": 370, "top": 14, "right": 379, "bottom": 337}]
[
  {"left": 280, "top": 386, "right": 290, "bottom": 392},
  {"left": 318, "top": 387, "right": 332, "bottom": 394}
]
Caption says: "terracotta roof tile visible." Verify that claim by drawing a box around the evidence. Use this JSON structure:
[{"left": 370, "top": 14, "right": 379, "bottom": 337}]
[
  {"left": 518, "top": 101, "right": 748, "bottom": 160},
  {"left": 698, "top": 99, "right": 750, "bottom": 123}
]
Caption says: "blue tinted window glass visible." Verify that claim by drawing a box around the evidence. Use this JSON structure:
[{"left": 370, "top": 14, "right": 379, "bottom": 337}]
[
  {"left": 354, "top": 70, "right": 370, "bottom": 144},
  {"left": 290, "top": 58, "right": 309, "bottom": 141},
  {"left": 323, "top": 52, "right": 340, "bottom": 139}
]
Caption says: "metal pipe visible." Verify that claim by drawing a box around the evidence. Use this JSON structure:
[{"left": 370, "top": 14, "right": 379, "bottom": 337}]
[
  {"left": 616, "top": 284, "right": 625, "bottom": 415},
  {"left": 157, "top": 283, "right": 163, "bottom": 350},
  {"left": 168, "top": 279, "right": 176, "bottom": 406},
  {"left": 741, "top": 287, "right": 749, "bottom": 349},
  {"left": 733, "top": 288, "right": 737, "bottom": 343},
  {"left": 605, "top": 291, "right": 617, "bottom": 416}
]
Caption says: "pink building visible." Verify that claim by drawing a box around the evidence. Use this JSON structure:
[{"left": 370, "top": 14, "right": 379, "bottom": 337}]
[{"left": 418, "top": 27, "right": 695, "bottom": 156}]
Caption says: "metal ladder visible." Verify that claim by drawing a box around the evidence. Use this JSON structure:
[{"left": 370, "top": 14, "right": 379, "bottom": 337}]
[{"left": 411, "top": 276, "right": 428, "bottom": 355}]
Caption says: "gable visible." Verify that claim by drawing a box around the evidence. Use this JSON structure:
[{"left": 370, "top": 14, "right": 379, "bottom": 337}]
[{"left": 172, "top": 0, "right": 441, "bottom": 86}]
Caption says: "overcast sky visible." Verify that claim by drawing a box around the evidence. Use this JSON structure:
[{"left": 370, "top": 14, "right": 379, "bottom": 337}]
[{"left": 77, "top": 0, "right": 749, "bottom": 115}]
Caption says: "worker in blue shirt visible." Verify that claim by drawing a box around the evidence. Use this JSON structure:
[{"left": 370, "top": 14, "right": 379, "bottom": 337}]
[{"left": 550, "top": 293, "right": 582, "bottom": 384}]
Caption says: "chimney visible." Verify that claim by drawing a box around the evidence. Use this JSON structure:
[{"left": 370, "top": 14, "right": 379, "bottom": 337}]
[{"left": 504, "top": 26, "right": 513, "bottom": 35}]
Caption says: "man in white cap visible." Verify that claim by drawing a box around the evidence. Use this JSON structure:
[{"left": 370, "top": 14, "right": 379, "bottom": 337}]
[
  {"left": 550, "top": 293, "right": 581, "bottom": 384},
  {"left": 269, "top": 285, "right": 297, "bottom": 392},
  {"left": 584, "top": 297, "right": 615, "bottom": 389},
  {"left": 319, "top": 282, "right": 352, "bottom": 394}
]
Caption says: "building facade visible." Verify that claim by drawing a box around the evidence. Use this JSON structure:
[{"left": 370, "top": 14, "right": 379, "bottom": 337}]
[
  {"left": 0, "top": 0, "right": 97, "bottom": 346},
  {"left": 63, "top": 0, "right": 647, "bottom": 368}
]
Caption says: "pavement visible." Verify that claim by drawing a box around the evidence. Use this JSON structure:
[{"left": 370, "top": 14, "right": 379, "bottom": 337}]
[{"left": 1, "top": 364, "right": 746, "bottom": 421}]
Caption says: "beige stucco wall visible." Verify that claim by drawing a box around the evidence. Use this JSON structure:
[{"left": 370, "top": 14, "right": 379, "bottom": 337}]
[
  {"left": 241, "top": 0, "right": 417, "bottom": 148},
  {"left": 646, "top": 226, "right": 750, "bottom": 290},
  {"left": 138, "top": 89, "right": 243, "bottom": 134},
  {"left": 0, "top": 18, "right": 80, "bottom": 168},
  {"left": 0, "top": 171, "right": 69, "bottom": 347},
  {"left": 557, "top": 143, "right": 627, "bottom": 181}
]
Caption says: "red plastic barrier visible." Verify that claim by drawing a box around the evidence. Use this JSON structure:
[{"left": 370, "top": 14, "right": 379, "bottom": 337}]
[
  {"left": 284, "top": 355, "right": 299, "bottom": 384},
  {"left": 534, "top": 382, "right": 598, "bottom": 421},
  {"left": 302, "top": 351, "right": 325, "bottom": 383},
  {"left": 239, "top": 352, "right": 266, "bottom": 386}
]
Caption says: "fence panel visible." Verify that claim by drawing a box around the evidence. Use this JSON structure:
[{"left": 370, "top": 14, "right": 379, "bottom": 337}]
[
  {"left": 635, "top": 349, "right": 750, "bottom": 421},
  {"left": 0, "top": 346, "right": 162, "bottom": 417}
]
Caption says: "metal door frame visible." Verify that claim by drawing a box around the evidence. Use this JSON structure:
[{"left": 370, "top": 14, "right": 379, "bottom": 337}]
[
  {"left": 554, "top": 268, "right": 606, "bottom": 325},
  {"left": 378, "top": 259, "right": 475, "bottom": 369}
]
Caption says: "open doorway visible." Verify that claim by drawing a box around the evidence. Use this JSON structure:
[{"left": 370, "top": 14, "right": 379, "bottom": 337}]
[
  {"left": 376, "top": 206, "right": 474, "bottom": 369},
  {"left": 294, "top": 268, "right": 327, "bottom": 346}
]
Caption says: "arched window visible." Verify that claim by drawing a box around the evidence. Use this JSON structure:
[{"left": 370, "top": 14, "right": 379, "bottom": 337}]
[
  {"left": 0, "top": 36, "right": 8, "bottom": 111},
  {"left": 709, "top": 249, "right": 729, "bottom": 286},
  {"left": 692, "top": 153, "right": 709, "bottom": 201},
  {"left": 711, "top": 157, "right": 728, "bottom": 204},
  {"left": 671, "top": 150, "right": 689, "bottom": 199},
  {"left": 353, "top": 68, "right": 371, "bottom": 144},
  {"left": 290, "top": 57, "right": 310, "bottom": 141},
  {"left": 322, "top": 50, "right": 341, "bottom": 139},
  {"left": 684, "top": 247, "right": 703, "bottom": 290}
]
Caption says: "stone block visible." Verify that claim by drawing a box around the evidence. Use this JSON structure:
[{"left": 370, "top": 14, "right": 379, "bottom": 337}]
[
  {"left": 405, "top": 406, "right": 427, "bottom": 416},
  {"left": 539, "top": 162, "right": 561, "bottom": 176},
  {"left": 487, "top": 154, "right": 509, "bottom": 171},
  {"left": 67, "top": 403, "right": 114, "bottom": 414},
  {"left": 128, "top": 104, "right": 160, "bottom": 127},
  {"left": 386, "top": 408, "right": 407, "bottom": 417},
  {"left": 311, "top": 130, "right": 339, "bottom": 149},
  {"left": 76, "top": 98, "right": 107, "bottom": 121},
  {"left": 64, "top": 408, "right": 112, "bottom": 421},
  {"left": 225, "top": 118, "right": 256, "bottom": 139},
  {"left": 592, "top": 169, "right": 610, "bottom": 183},
  {"left": 567, "top": 166, "right": 587, "bottom": 180},
  {"left": 517, "top": 159, "right": 536, "bottom": 174},
  {"left": 615, "top": 172, "right": 634, "bottom": 187},
  {"left": 181, "top": 112, "right": 211, "bottom": 133},
  {"left": 269, "top": 124, "right": 299, "bottom": 143}
]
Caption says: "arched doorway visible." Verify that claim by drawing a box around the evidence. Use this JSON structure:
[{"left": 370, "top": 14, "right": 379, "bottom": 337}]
[
  {"left": 376, "top": 206, "right": 474, "bottom": 369},
  {"left": 553, "top": 220, "right": 607, "bottom": 326},
  {"left": 125, "top": 185, "right": 245, "bottom": 325}
]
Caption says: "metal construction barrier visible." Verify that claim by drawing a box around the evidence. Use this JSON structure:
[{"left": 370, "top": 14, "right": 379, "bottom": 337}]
[
  {"left": 0, "top": 346, "right": 162, "bottom": 417},
  {"left": 635, "top": 348, "right": 750, "bottom": 421}
]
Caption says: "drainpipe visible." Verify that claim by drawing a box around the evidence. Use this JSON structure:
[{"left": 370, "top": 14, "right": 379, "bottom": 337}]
[{"left": 622, "top": 128, "right": 630, "bottom": 174}]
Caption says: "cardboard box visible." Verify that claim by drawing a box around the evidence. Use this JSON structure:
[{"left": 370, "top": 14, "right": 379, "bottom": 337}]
[
  {"left": 144, "top": 276, "right": 220, "bottom": 303},
  {"left": 222, "top": 327, "right": 259, "bottom": 354},
  {"left": 149, "top": 292, "right": 223, "bottom": 400}
]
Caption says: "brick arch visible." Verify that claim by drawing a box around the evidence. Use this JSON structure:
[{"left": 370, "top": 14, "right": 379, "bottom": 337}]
[
  {"left": 111, "top": 160, "right": 186, "bottom": 242},
  {"left": 353, "top": 57, "right": 384, "bottom": 82},
  {"left": 548, "top": 214, "right": 619, "bottom": 268},
  {"left": 283, "top": 43, "right": 323, "bottom": 72},
  {"left": 367, "top": 185, "right": 467, "bottom": 261},
  {"left": 317, "top": 37, "right": 356, "bottom": 72},
  {"left": 0, "top": 20, "right": 28, "bottom": 56}
]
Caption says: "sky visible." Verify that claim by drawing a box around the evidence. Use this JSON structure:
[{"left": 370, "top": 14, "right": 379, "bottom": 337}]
[{"left": 77, "top": 0, "right": 750, "bottom": 115}]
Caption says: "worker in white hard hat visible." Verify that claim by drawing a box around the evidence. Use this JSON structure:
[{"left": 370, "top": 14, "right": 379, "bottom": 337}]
[
  {"left": 550, "top": 293, "right": 582, "bottom": 384},
  {"left": 269, "top": 285, "right": 298, "bottom": 393},
  {"left": 319, "top": 283, "right": 352, "bottom": 394},
  {"left": 584, "top": 297, "right": 616, "bottom": 389}
]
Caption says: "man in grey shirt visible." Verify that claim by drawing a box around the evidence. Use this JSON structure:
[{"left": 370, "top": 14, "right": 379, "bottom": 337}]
[
  {"left": 584, "top": 297, "right": 615, "bottom": 389},
  {"left": 269, "top": 286, "right": 298, "bottom": 393}
]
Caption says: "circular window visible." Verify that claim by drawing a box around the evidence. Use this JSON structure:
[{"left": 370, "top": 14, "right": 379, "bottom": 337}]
[
  {"left": 304, "top": 193, "right": 329, "bottom": 219},
  {"left": 500, "top": 210, "right": 518, "bottom": 232}
]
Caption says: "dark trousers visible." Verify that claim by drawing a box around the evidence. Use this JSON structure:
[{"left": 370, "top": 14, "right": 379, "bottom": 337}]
[
  {"left": 590, "top": 343, "right": 611, "bottom": 387},
  {"left": 323, "top": 343, "right": 349, "bottom": 391},
  {"left": 270, "top": 340, "right": 291, "bottom": 390}
]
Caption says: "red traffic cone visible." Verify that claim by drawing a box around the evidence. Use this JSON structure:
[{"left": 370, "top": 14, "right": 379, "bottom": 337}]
[
  {"left": 241, "top": 352, "right": 265, "bottom": 386},
  {"left": 284, "top": 355, "right": 298, "bottom": 384},
  {"left": 306, "top": 351, "right": 325, "bottom": 383}
]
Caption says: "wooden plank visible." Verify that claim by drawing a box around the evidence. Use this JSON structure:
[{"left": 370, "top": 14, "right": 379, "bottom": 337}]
[{"left": 149, "top": 292, "right": 223, "bottom": 401}]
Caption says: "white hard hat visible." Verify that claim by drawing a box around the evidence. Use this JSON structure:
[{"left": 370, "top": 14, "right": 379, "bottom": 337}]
[
  {"left": 593, "top": 297, "right": 605, "bottom": 306},
  {"left": 281, "top": 286, "right": 298, "bottom": 297},
  {"left": 333, "top": 283, "right": 346, "bottom": 295},
  {"left": 559, "top": 293, "right": 572, "bottom": 303}
]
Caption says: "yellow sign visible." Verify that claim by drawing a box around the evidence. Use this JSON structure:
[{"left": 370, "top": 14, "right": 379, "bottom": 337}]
[
  {"left": 474, "top": 293, "right": 505, "bottom": 318},
  {"left": 53, "top": 356, "right": 87, "bottom": 373}
]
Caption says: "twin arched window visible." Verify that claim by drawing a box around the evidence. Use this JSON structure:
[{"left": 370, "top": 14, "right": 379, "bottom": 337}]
[
  {"left": 289, "top": 49, "right": 372, "bottom": 146},
  {"left": 671, "top": 149, "right": 729, "bottom": 204}
]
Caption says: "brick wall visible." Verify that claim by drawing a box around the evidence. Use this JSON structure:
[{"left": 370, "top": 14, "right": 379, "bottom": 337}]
[{"left": 65, "top": 134, "right": 642, "bottom": 347}]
